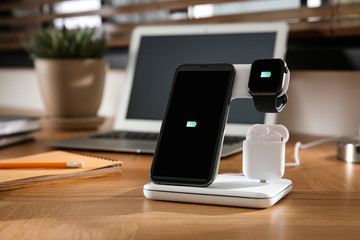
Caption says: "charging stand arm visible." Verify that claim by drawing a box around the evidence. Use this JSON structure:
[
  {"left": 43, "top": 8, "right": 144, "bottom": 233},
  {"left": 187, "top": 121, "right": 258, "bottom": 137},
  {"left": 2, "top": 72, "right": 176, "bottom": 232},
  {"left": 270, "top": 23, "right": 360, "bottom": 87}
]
[{"left": 231, "top": 64, "right": 252, "bottom": 100}]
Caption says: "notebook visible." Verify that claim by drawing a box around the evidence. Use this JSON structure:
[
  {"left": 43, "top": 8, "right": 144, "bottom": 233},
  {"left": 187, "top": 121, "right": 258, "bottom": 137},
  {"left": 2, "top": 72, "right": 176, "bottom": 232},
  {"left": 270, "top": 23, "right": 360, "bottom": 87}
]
[
  {"left": 48, "top": 22, "right": 288, "bottom": 157},
  {"left": 0, "top": 151, "right": 122, "bottom": 191}
]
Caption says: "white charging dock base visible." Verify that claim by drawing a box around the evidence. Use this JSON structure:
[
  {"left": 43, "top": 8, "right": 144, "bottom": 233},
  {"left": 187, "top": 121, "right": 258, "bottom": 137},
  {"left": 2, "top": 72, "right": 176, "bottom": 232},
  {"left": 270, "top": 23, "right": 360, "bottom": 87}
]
[{"left": 143, "top": 173, "right": 292, "bottom": 208}]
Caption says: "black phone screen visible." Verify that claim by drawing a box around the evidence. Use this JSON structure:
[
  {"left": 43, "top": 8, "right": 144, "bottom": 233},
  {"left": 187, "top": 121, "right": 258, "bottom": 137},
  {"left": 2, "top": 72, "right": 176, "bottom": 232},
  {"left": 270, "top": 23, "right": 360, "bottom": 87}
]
[{"left": 150, "top": 64, "right": 235, "bottom": 186}]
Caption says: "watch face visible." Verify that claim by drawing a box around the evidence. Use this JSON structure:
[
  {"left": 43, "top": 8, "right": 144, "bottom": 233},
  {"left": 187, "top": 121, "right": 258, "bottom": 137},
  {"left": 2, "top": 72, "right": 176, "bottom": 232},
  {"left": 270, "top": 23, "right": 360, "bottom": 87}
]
[{"left": 248, "top": 59, "right": 285, "bottom": 94}]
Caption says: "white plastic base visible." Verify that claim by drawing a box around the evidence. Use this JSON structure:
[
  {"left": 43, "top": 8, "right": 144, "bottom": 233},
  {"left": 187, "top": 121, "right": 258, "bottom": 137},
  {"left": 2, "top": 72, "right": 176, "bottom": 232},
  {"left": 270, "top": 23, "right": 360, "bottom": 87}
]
[{"left": 143, "top": 173, "right": 292, "bottom": 208}]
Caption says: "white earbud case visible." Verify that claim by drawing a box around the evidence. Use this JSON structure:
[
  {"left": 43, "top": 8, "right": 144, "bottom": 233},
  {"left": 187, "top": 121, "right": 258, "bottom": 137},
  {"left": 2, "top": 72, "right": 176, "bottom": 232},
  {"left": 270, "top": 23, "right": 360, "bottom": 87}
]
[{"left": 243, "top": 124, "right": 289, "bottom": 181}]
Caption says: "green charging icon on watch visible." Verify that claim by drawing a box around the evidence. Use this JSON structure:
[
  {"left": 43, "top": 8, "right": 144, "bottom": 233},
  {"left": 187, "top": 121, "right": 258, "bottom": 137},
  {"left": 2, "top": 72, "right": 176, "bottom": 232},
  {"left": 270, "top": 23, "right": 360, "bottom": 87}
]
[{"left": 261, "top": 71, "right": 272, "bottom": 78}]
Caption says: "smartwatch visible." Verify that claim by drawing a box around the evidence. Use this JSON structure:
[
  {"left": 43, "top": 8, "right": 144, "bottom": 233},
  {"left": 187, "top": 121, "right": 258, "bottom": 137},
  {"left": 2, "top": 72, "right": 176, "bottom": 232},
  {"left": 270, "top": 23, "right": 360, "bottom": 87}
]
[{"left": 248, "top": 59, "right": 289, "bottom": 113}]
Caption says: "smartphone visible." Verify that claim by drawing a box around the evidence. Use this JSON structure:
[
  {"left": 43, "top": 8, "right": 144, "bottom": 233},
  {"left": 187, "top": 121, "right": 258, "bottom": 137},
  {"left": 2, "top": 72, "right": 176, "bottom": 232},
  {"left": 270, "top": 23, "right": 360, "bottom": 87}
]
[{"left": 150, "top": 63, "right": 236, "bottom": 187}]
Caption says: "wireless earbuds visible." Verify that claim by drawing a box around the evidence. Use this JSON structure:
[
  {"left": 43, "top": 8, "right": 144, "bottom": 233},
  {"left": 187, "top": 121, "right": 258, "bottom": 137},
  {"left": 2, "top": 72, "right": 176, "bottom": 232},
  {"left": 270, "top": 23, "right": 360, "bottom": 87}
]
[
  {"left": 247, "top": 131, "right": 284, "bottom": 142},
  {"left": 243, "top": 124, "right": 289, "bottom": 182}
]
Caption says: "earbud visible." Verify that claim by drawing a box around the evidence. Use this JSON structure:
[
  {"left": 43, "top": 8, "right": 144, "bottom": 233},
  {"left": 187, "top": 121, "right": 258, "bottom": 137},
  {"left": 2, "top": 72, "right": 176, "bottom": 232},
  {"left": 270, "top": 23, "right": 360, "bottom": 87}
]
[
  {"left": 246, "top": 131, "right": 261, "bottom": 141},
  {"left": 264, "top": 132, "right": 283, "bottom": 142}
]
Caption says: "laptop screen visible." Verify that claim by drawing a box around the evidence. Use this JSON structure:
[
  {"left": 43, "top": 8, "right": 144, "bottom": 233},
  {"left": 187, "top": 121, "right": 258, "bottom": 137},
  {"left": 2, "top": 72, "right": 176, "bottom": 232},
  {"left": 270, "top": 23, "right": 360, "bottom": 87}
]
[{"left": 126, "top": 33, "right": 276, "bottom": 124}]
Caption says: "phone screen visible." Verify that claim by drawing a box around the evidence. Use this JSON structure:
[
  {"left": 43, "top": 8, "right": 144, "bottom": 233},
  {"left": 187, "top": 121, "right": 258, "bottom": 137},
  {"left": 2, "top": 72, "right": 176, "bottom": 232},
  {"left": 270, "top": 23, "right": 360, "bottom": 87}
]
[{"left": 150, "top": 64, "right": 235, "bottom": 186}]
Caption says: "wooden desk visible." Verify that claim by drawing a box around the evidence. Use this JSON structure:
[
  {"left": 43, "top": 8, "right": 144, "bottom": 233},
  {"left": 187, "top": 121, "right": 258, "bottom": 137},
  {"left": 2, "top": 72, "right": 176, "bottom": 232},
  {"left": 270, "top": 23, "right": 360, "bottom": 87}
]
[{"left": 0, "top": 127, "right": 359, "bottom": 240}]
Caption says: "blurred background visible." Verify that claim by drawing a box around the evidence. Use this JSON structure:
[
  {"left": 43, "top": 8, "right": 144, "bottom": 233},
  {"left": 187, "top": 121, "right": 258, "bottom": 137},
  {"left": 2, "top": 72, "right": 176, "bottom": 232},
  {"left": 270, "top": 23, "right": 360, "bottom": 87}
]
[{"left": 1, "top": 0, "right": 360, "bottom": 136}]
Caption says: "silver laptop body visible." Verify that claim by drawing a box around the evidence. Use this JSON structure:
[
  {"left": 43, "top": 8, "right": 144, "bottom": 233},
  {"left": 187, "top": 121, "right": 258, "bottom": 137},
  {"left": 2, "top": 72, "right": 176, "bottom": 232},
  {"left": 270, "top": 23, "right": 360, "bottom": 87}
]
[{"left": 48, "top": 22, "right": 288, "bottom": 157}]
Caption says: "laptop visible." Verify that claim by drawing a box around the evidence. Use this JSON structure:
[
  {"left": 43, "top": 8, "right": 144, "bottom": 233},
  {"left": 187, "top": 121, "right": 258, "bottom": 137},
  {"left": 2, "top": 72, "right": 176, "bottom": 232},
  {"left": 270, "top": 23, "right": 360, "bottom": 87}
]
[{"left": 48, "top": 22, "right": 288, "bottom": 157}]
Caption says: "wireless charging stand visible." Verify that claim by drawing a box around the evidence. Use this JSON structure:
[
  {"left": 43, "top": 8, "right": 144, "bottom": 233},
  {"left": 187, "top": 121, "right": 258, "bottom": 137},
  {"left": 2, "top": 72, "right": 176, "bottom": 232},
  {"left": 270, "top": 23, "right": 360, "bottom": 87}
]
[
  {"left": 143, "top": 63, "right": 292, "bottom": 208},
  {"left": 143, "top": 173, "right": 292, "bottom": 208}
]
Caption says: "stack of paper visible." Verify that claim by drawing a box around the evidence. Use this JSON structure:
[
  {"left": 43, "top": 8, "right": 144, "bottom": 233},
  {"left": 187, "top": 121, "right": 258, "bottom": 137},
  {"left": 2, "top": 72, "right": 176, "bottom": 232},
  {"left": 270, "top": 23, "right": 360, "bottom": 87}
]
[{"left": 0, "top": 115, "right": 40, "bottom": 148}]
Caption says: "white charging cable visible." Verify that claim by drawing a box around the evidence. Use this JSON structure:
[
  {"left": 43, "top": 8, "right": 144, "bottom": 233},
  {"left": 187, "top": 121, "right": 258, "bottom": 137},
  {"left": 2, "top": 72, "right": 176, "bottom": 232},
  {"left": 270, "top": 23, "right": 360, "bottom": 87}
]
[
  {"left": 288, "top": 125, "right": 360, "bottom": 167},
  {"left": 287, "top": 136, "right": 341, "bottom": 167}
]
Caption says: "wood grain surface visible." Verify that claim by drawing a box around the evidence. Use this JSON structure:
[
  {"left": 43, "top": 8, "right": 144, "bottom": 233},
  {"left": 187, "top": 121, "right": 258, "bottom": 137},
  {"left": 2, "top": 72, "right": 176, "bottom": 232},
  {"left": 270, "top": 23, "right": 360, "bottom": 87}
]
[{"left": 0, "top": 126, "right": 359, "bottom": 240}]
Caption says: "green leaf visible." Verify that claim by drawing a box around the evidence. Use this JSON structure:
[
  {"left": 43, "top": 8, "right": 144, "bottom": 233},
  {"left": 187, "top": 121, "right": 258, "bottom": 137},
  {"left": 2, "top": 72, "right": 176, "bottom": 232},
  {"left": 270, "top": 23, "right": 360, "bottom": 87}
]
[{"left": 25, "top": 26, "right": 107, "bottom": 59}]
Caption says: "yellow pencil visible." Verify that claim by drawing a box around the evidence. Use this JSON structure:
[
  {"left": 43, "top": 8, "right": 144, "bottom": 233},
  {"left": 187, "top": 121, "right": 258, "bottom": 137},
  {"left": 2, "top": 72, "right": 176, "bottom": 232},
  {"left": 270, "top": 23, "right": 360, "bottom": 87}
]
[{"left": 0, "top": 161, "right": 84, "bottom": 169}]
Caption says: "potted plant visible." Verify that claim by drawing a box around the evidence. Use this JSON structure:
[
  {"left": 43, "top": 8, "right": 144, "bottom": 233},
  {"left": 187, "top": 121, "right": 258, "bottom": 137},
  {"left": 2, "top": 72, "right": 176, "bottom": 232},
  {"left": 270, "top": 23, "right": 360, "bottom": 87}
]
[{"left": 26, "top": 26, "right": 108, "bottom": 129}]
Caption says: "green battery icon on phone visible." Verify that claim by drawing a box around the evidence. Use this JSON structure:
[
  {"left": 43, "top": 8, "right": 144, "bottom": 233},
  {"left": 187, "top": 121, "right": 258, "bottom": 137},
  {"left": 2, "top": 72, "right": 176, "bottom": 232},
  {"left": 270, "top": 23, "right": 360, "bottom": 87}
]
[{"left": 186, "top": 121, "right": 197, "bottom": 127}]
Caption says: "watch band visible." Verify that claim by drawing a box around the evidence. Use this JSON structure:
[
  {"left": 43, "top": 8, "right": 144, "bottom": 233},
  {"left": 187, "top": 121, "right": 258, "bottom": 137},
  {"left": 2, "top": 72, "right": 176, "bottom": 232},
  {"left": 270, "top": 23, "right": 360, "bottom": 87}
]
[{"left": 252, "top": 93, "right": 288, "bottom": 113}]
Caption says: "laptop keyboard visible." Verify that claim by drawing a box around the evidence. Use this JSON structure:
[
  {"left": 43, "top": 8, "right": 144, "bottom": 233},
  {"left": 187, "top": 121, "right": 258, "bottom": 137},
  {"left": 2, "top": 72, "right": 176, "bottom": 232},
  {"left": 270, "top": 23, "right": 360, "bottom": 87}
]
[
  {"left": 92, "top": 131, "right": 159, "bottom": 141},
  {"left": 223, "top": 136, "right": 245, "bottom": 145},
  {"left": 92, "top": 131, "right": 244, "bottom": 145}
]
